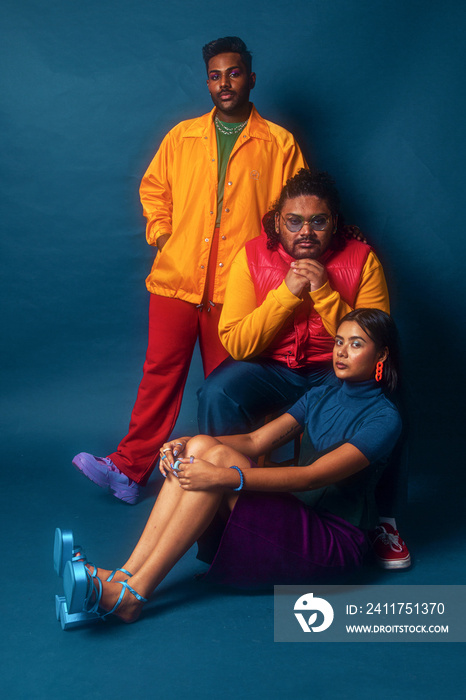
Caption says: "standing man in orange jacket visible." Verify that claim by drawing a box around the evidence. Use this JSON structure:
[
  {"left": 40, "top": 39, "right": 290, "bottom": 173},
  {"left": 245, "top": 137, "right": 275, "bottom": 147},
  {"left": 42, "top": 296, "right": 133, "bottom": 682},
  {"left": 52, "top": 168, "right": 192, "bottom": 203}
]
[{"left": 73, "top": 36, "right": 306, "bottom": 503}]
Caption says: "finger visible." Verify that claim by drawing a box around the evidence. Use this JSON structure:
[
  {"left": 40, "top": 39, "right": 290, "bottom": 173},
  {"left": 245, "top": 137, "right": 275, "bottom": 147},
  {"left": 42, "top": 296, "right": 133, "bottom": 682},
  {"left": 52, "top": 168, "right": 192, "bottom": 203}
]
[
  {"left": 173, "top": 441, "right": 185, "bottom": 457},
  {"left": 159, "top": 451, "right": 171, "bottom": 474},
  {"left": 293, "top": 260, "right": 323, "bottom": 271},
  {"left": 161, "top": 447, "right": 175, "bottom": 467},
  {"left": 292, "top": 270, "right": 311, "bottom": 283},
  {"left": 179, "top": 456, "right": 196, "bottom": 465}
]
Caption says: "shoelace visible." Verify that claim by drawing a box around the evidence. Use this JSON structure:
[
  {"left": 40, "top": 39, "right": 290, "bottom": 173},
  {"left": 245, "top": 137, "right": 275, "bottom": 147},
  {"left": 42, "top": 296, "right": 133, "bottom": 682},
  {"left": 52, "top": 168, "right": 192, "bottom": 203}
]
[{"left": 374, "top": 526, "right": 404, "bottom": 552}]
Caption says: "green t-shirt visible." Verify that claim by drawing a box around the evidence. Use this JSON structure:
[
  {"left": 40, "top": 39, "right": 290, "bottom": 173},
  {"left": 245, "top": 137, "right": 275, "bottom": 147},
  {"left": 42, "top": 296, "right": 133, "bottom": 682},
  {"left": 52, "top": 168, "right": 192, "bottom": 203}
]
[{"left": 215, "top": 119, "right": 246, "bottom": 226}]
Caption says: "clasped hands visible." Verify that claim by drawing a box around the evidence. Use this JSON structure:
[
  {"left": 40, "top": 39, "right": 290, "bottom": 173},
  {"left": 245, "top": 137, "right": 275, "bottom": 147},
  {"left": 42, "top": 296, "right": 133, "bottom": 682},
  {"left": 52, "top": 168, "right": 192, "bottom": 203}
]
[
  {"left": 285, "top": 259, "right": 328, "bottom": 297},
  {"left": 159, "top": 437, "right": 221, "bottom": 491}
]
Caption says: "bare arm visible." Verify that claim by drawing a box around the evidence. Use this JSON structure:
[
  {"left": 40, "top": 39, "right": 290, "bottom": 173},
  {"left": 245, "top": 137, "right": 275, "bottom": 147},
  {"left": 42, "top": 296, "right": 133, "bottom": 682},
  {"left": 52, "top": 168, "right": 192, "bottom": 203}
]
[
  {"left": 216, "top": 413, "right": 303, "bottom": 460},
  {"left": 238, "top": 442, "right": 370, "bottom": 492},
  {"left": 177, "top": 441, "right": 370, "bottom": 493}
]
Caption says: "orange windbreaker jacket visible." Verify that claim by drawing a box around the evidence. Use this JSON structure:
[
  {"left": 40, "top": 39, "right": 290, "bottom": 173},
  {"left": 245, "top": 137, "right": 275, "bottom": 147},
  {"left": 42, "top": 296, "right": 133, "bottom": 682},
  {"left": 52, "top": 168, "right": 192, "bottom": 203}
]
[{"left": 140, "top": 105, "right": 306, "bottom": 305}]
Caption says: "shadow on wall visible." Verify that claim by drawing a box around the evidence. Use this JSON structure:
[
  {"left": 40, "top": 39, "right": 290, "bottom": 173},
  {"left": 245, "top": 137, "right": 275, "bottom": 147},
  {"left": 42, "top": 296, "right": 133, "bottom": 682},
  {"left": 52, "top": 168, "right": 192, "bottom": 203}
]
[{"left": 249, "top": 97, "right": 465, "bottom": 539}]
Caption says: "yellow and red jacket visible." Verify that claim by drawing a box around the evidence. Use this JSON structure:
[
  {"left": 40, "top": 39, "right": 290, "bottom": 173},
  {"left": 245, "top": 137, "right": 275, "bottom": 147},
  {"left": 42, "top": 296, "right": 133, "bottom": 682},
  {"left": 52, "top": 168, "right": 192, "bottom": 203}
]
[
  {"left": 140, "top": 105, "right": 306, "bottom": 305},
  {"left": 219, "top": 232, "right": 390, "bottom": 367}
]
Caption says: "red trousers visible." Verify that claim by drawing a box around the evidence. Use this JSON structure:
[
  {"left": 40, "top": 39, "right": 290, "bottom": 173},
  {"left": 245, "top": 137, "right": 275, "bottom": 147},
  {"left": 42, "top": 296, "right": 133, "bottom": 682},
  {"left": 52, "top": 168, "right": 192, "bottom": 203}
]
[{"left": 108, "top": 230, "right": 228, "bottom": 484}]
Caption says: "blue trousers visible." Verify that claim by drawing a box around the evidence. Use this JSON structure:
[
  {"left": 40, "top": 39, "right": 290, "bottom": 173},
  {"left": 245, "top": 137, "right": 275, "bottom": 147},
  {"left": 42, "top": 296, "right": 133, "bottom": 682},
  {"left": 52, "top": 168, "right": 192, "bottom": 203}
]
[{"left": 197, "top": 357, "right": 336, "bottom": 436}]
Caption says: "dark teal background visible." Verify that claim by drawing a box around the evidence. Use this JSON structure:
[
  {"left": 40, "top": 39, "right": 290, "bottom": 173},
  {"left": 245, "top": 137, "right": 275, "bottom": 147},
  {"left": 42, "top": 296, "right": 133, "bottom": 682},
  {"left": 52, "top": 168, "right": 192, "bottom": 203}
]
[{"left": 2, "top": 1, "right": 465, "bottom": 697}]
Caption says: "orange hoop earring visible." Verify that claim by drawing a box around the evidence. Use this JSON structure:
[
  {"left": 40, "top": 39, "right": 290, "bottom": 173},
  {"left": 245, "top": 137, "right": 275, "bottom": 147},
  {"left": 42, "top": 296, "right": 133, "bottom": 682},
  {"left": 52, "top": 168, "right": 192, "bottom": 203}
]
[{"left": 375, "top": 361, "right": 384, "bottom": 382}]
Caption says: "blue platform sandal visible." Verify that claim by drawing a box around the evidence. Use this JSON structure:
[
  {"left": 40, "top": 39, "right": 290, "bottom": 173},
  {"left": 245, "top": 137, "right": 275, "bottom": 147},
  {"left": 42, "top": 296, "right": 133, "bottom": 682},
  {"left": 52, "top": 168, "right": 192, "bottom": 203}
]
[
  {"left": 54, "top": 594, "right": 100, "bottom": 630},
  {"left": 63, "top": 560, "right": 98, "bottom": 614},
  {"left": 54, "top": 528, "right": 87, "bottom": 577},
  {"left": 63, "top": 560, "right": 147, "bottom": 621},
  {"left": 55, "top": 528, "right": 132, "bottom": 582}
]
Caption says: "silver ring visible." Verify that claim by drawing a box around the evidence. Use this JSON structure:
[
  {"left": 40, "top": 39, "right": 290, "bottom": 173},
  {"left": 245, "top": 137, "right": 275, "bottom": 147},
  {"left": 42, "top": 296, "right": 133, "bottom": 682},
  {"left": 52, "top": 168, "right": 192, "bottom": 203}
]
[
  {"left": 162, "top": 448, "right": 170, "bottom": 453},
  {"left": 175, "top": 442, "right": 184, "bottom": 446}
]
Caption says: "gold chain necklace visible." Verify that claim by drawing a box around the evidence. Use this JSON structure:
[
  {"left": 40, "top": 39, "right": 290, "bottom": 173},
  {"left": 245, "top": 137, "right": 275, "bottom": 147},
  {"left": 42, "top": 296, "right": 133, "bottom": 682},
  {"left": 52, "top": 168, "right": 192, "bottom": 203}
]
[{"left": 214, "top": 115, "right": 247, "bottom": 135}]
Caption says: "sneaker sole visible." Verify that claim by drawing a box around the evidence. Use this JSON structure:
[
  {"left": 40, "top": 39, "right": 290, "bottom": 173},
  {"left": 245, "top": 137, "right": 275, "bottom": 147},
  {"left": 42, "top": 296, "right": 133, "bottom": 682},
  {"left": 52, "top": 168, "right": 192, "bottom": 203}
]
[
  {"left": 72, "top": 454, "right": 110, "bottom": 491},
  {"left": 375, "top": 554, "right": 412, "bottom": 570},
  {"left": 72, "top": 454, "right": 140, "bottom": 505}
]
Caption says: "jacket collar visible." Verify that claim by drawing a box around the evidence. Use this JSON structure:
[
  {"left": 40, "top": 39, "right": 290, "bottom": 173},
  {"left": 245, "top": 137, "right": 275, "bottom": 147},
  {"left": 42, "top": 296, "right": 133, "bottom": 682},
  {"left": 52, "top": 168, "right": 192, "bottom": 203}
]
[{"left": 182, "top": 104, "right": 272, "bottom": 142}]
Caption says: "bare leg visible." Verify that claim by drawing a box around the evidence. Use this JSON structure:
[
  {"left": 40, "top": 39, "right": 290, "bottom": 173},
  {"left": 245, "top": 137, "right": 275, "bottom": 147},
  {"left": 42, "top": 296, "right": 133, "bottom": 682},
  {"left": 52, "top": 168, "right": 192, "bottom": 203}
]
[
  {"left": 120, "top": 435, "right": 223, "bottom": 574},
  {"left": 97, "top": 440, "right": 252, "bottom": 622},
  {"left": 85, "top": 436, "right": 223, "bottom": 583}
]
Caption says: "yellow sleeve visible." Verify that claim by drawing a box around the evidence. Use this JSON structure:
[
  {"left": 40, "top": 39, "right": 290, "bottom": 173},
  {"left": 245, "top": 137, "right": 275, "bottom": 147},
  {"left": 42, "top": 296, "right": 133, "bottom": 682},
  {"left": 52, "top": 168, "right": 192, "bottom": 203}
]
[
  {"left": 139, "top": 130, "right": 175, "bottom": 247},
  {"left": 310, "top": 250, "right": 390, "bottom": 338},
  {"left": 281, "top": 140, "right": 308, "bottom": 185},
  {"left": 219, "top": 248, "right": 303, "bottom": 360}
]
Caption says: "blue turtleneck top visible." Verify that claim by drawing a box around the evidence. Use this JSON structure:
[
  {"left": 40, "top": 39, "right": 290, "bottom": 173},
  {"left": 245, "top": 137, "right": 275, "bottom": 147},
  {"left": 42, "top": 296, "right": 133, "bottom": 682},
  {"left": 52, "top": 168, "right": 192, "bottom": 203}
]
[{"left": 287, "top": 380, "right": 402, "bottom": 529}]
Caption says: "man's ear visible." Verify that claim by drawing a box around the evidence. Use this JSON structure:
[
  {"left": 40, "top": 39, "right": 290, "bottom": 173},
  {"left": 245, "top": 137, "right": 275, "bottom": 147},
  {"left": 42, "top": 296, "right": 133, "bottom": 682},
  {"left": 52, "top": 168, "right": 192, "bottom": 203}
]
[
  {"left": 249, "top": 72, "right": 256, "bottom": 90},
  {"left": 275, "top": 211, "right": 280, "bottom": 232}
]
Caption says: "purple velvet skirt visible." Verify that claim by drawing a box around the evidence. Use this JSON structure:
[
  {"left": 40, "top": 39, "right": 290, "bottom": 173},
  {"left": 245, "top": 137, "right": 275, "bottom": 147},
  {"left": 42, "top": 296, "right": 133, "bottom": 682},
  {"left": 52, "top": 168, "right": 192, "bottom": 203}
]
[{"left": 197, "top": 488, "right": 368, "bottom": 588}]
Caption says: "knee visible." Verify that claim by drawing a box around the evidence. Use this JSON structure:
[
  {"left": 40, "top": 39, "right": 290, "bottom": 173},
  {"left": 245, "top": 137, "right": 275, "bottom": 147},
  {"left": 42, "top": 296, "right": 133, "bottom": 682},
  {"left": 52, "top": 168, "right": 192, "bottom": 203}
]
[
  {"left": 185, "top": 435, "right": 221, "bottom": 457},
  {"left": 202, "top": 443, "right": 231, "bottom": 466}
]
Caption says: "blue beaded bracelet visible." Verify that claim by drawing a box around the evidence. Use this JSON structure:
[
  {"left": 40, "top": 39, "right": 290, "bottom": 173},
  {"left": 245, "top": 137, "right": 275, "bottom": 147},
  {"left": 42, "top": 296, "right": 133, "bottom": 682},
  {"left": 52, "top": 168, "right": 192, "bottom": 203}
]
[{"left": 229, "top": 465, "right": 244, "bottom": 492}]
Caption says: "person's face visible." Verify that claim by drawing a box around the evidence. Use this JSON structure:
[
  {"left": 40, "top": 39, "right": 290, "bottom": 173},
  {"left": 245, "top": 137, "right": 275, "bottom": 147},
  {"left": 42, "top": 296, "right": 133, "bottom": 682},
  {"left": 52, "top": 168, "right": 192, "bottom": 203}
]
[
  {"left": 206, "top": 52, "right": 255, "bottom": 121},
  {"left": 333, "top": 320, "right": 388, "bottom": 383},
  {"left": 275, "top": 195, "right": 336, "bottom": 260}
]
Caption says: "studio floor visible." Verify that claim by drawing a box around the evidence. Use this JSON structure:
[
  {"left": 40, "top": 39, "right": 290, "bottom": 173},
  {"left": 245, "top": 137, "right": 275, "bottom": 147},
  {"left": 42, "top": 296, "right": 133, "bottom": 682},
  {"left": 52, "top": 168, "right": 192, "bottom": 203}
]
[{"left": 2, "top": 348, "right": 465, "bottom": 700}]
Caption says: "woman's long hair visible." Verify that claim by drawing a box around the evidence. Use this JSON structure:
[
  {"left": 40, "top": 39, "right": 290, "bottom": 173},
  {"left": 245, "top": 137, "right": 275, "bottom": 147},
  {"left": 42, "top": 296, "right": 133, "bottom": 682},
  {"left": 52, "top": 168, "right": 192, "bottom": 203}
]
[{"left": 338, "top": 309, "right": 400, "bottom": 393}]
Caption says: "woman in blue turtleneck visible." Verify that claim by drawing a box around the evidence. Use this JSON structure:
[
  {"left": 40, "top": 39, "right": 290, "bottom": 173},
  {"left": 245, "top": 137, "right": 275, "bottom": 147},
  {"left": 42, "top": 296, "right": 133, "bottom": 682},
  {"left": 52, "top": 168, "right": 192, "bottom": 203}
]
[{"left": 62, "top": 308, "right": 402, "bottom": 624}]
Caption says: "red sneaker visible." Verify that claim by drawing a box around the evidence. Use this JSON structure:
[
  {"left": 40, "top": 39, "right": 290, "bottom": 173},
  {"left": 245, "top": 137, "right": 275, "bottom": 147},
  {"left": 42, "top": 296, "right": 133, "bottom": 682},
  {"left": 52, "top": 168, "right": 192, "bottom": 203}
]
[{"left": 371, "top": 523, "right": 411, "bottom": 570}]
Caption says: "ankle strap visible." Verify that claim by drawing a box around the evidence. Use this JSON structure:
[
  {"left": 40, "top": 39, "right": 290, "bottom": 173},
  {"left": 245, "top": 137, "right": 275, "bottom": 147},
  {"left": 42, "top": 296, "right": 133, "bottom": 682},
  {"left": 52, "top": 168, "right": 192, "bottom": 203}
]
[
  {"left": 119, "top": 581, "right": 148, "bottom": 604},
  {"left": 102, "top": 580, "right": 148, "bottom": 619},
  {"left": 106, "top": 567, "right": 133, "bottom": 582}
]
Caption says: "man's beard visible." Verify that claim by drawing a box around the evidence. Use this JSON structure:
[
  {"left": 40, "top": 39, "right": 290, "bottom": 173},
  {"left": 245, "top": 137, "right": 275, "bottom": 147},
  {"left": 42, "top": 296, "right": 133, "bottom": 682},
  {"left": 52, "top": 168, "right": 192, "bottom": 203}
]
[{"left": 292, "top": 237, "right": 322, "bottom": 259}]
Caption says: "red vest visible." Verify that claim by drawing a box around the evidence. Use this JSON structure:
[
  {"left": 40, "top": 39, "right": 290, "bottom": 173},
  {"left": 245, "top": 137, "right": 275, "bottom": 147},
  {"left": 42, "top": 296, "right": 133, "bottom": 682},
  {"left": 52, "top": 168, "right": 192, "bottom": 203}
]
[{"left": 245, "top": 232, "right": 371, "bottom": 368}]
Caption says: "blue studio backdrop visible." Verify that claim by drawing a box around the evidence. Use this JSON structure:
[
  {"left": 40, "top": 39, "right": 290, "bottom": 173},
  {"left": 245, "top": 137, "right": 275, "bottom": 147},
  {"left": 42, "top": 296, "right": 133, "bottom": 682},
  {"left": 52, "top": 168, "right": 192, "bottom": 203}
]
[{"left": 1, "top": 1, "right": 466, "bottom": 698}]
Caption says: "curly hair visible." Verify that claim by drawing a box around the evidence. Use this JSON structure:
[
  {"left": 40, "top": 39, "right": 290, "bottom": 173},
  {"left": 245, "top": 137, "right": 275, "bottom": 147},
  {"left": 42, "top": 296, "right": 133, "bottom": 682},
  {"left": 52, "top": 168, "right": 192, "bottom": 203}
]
[
  {"left": 202, "top": 36, "right": 253, "bottom": 75},
  {"left": 262, "top": 169, "right": 344, "bottom": 250}
]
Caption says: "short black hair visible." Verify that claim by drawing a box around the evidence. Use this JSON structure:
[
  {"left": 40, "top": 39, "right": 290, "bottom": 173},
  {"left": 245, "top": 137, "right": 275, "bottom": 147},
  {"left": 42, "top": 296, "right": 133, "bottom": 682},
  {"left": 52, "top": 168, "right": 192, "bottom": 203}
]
[
  {"left": 262, "top": 169, "right": 342, "bottom": 250},
  {"left": 337, "top": 308, "right": 400, "bottom": 393},
  {"left": 202, "top": 36, "right": 252, "bottom": 74}
]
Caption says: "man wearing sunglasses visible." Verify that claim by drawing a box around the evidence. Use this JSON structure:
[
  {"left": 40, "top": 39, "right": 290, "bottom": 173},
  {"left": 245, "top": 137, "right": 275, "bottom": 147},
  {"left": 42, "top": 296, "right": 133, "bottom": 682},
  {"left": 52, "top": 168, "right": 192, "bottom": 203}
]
[{"left": 198, "top": 168, "right": 390, "bottom": 432}]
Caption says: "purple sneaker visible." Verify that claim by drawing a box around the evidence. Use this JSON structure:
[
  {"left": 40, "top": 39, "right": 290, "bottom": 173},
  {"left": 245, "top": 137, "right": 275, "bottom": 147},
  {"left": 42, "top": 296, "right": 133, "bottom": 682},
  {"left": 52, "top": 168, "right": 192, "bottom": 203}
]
[{"left": 72, "top": 453, "right": 141, "bottom": 505}]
